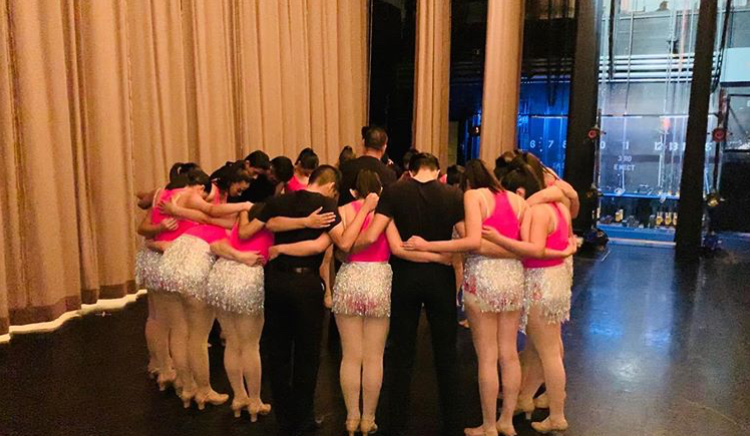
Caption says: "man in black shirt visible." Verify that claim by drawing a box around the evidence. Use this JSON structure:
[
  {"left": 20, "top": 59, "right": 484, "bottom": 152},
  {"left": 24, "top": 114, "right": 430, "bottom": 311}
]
[
  {"left": 338, "top": 126, "right": 397, "bottom": 205},
  {"left": 239, "top": 165, "right": 342, "bottom": 435},
  {"left": 353, "top": 153, "right": 464, "bottom": 436},
  {"left": 238, "top": 155, "right": 294, "bottom": 203}
]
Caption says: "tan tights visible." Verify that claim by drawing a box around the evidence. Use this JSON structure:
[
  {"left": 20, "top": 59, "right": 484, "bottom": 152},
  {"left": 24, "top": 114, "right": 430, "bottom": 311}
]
[
  {"left": 336, "top": 314, "right": 390, "bottom": 422},
  {"left": 216, "top": 310, "right": 265, "bottom": 405}
]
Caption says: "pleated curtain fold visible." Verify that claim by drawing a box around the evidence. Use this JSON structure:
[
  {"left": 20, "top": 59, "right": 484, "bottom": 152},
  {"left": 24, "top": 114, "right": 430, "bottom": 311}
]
[
  {"left": 0, "top": 0, "right": 369, "bottom": 336},
  {"left": 479, "top": 0, "right": 525, "bottom": 164},
  {"left": 412, "top": 0, "right": 451, "bottom": 166}
]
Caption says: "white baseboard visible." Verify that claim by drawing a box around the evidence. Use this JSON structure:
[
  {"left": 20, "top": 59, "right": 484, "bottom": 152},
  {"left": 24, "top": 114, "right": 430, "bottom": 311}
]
[{"left": 0, "top": 289, "right": 147, "bottom": 345}]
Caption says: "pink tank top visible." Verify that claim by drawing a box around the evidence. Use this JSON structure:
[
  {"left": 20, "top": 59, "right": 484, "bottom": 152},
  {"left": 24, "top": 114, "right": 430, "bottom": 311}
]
[
  {"left": 483, "top": 191, "right": 520, "bottom": 240},
  {"left": 229, "top": 225, "right": 274, "bottom": 261},
  {"left": 184, "top": 224, "right": 228, "bottom": 244},
  {"left": 522, "top": 203, "right": 569, "bottom": 269},
  {"left": 152, "top": 189, "right": 198, "bottom": 242},
  {"left": 347, "top": 201, "right": 390, "bottom": 263},
  {"left": 182, "top": 186, "right": 234, "bottom": 243},
  {"left": 287, "top": 174, "right": 306, "bottom": 192}
]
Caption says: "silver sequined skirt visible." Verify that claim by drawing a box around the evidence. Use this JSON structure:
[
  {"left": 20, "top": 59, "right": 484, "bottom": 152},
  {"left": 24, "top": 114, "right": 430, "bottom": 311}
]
[
  {"left": 158, "top": 235, "right": 216, "bottom": 299},
  {"left": 135, "top": 246, "right": 163, "bottom": 291},
  {"left": 463, "top": 256, "right": 525, "bottom": 313},
  {"left": 205, "top": 258, "right": 264, "bottom": 315},
  {"left": 564, "top": 256, "right": 574, "bottom": 281},
  {"left": 524, "top": 264, "right": 572, "bottom": 325},
  {"left": 332, "top": 262, "right": 392, "bottom": 318}
]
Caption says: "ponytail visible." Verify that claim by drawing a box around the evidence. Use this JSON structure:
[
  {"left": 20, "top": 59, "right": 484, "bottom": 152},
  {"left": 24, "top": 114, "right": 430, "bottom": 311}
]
[
  {"left": 169, "top": 162, "right": 201, "bottom": 182},
  {"left": 494, "top": 150, "right": 545, "bottom": 191},
  {"left": 166, "top": 167, "right": 210, "bottom": 192},
  {"left": 500, "top": 164, "right": 543, "bottom": 198}
]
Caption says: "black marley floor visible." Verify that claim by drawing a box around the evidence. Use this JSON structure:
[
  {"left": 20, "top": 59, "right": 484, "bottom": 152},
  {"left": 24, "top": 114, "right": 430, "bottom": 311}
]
[{"left": 2, "top": 238, "right": 750, "bottom": 436}]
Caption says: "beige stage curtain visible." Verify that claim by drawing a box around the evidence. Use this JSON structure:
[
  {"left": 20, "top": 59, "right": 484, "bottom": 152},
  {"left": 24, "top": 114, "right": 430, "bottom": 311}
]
[
  {"left": 479, "top": 0, "right": 525, "bottom": 165},
  {"left": 236, "top": 0, "right": 369, "bottom": 164},
  {"left": 0, "top": 0, "right": 368, "bottom": 336},
  {"left": 412, "top": 0, "right": 452, "bottom": 166}
]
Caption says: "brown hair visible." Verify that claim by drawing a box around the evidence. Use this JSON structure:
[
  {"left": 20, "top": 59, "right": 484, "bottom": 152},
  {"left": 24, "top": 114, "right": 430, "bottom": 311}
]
[
  {"left": 354, "top": 169, "right": 383, "bottom": 198},
  {"left": 461, "top": 159, "right": 502, "bottom": 193}
]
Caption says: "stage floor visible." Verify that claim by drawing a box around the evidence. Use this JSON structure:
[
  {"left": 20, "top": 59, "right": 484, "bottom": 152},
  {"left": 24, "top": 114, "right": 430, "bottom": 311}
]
[{"left": 2, "top": 240, "right": 750, "bottom": 435}]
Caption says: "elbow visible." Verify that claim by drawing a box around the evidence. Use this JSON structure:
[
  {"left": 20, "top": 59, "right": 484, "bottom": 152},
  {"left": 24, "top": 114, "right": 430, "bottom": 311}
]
[
  {"left": 264, "top": 220, "right": 279, "bottom": 233},
  {"left": 315, "top": 243, "right": 330, "bottom": 255},
  {"left": 466, "top": 237, "right": 482, "bottom": 252},
  {"left": 339, "top": 240, "right": 354, "bottom": 253}
]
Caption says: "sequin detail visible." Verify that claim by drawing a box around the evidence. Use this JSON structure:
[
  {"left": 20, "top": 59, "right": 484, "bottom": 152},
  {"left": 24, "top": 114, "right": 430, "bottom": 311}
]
[
  {"left": 332, "top": 262, "right": 392, "bottom": 318},
  {"left": 564, "top": 255, "right": 574, "bottom": 281},
  {"left": 523, "top": 264, "right": 572, "bottom": 327},
  {"left": 135, "top": 246, "right": 163, "bottom": 291},
  {"left": 205, "top": 258, "right": 264, "bottom": 315},
  {"left": 159, "top": 235, "right": 216, "bottom": 300},
  {"left": 462, "top": 256, "right": 525, "bottom": 313}
]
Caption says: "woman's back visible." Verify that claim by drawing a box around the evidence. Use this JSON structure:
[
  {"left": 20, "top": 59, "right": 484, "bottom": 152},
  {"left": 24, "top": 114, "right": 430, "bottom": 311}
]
[
  {"left": 522, "top": 202, "right": 569, "bottom": 269},
  {"left": 346, "top": 200, "right": 389, "bottom": 263},
  {"left": 152, "top": 189, "right": 197, "bottom": 242},
  {"left": 230, "top": 224, "right": 274, "bottom": 261},
  {"left": 481, "top": 189, "right": 521, "bottom": 241}
]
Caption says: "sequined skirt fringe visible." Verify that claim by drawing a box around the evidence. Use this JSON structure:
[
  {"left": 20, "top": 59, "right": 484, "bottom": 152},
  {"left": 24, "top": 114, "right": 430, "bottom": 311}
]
[
  {"left": 135, "top": 246, "right": 163, "bottom": 291},
  {"left": 205, "top": 258, "right": 264, "bottom": 315},
  {"left": 462, "top": 256, "right": 525, "bottom": 313},
  {"left": 523, "top": 264, "right": 572, "bottom": 327},
  {"left": 332, "top": 262, "right": 392, "bottom": 318},
  {"left": 158, "top": 235, "right": 216, "bottom": 300}
]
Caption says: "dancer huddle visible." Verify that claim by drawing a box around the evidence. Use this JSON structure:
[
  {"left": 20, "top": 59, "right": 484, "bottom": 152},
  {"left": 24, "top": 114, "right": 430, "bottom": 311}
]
[{"left": 134, "top": 126, "right": 578, "bottom": 436}]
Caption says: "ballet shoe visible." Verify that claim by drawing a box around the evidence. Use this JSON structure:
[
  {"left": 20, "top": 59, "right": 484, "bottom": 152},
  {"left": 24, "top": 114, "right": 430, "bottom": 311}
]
[
  {"left": 530, "top": 417, "right": 568, "bottom": 434},
  {"left": 345, "top": 417, "right": 360, "bottom": 436},
  {"left": 147, "top": 362, "right": 159, "bottom": 379},
  {"left": 247, "top": 400, "right": 271, "bottom": 422},
  {"left": 231, "top": 398, "right": 251, "bottom": 418},
  {"left": 194, "top": 390, "right": 229, "bottom": 410},
  {"left": 179, "top": 387, "right": 196, "bottom": 409},
  {"left": 156, "top": 370, "right": 177, "bottom": 392},
  {"left": 360, "top": 416, "right": 378, "bottom": 434},
  {"left": 513, "top": 398, "right": 535, "bottom": 420},
  {"left": 534, "top": 393, "right": 550, "bottom": 409},
  {"left": 496, "top": 422, "right": 517, "bottom": 436}
]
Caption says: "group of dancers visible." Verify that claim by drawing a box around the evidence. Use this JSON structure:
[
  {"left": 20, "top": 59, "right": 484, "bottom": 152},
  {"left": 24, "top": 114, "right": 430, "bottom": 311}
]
[{"left": 134, "top": 126, "right": 578, "bottom": 436}]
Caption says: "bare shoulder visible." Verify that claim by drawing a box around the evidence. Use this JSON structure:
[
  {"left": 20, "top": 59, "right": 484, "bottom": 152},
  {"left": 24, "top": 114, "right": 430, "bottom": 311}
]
[
  {"left": 340, "top": 202, "right": 355, "bottom": 222},
  {"left": 558, "top": 201, "right": 573, "bottom": 223},
  {"left": 505, "top": 190, "right": 524, "bottom": 205},
  {"left": 464, "top": 189, "right": 481, "bottom": 200},
  {"left": 530, "top": 202, "right": 553, "bottom": 220}
]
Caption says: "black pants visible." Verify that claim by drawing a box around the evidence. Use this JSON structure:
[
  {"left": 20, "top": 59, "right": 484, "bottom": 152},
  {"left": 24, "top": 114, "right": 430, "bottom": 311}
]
[
  {"left": 264, "top": 268, "right": 325, "bottom": 431},
  {"left": 384, "top": 262, "right": 462, "bottom": 436}
]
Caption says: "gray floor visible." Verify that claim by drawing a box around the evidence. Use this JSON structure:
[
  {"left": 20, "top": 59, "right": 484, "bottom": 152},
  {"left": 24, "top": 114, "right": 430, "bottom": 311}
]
[{"left": 1, "top": 239, "right": 749, "bottom": 435}]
